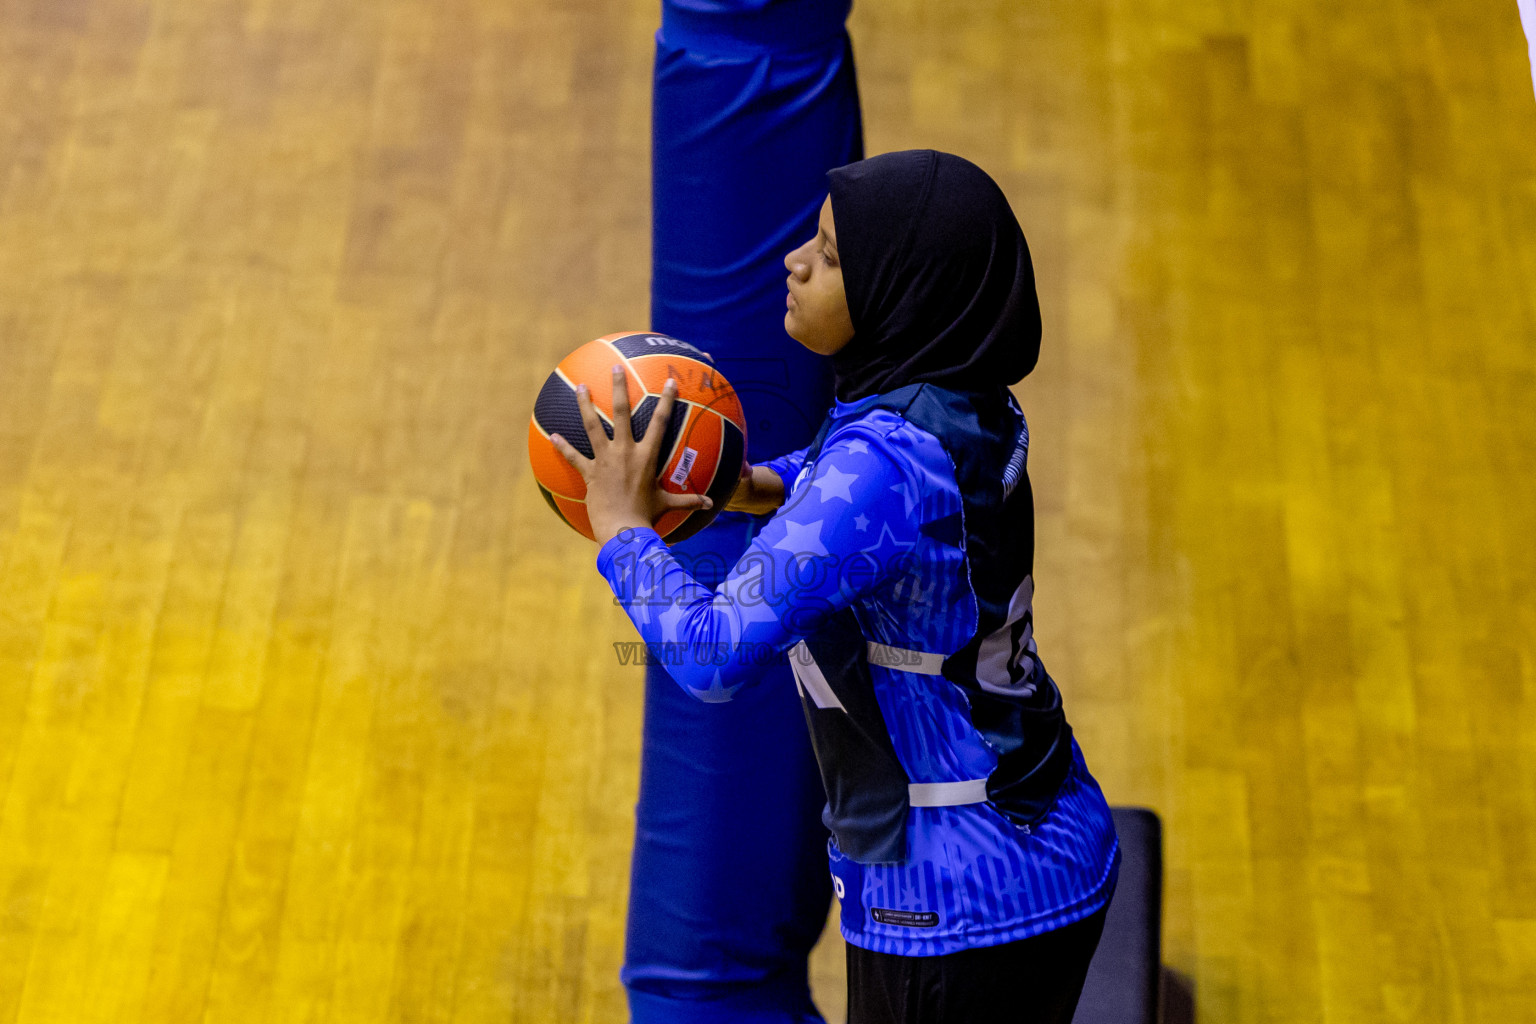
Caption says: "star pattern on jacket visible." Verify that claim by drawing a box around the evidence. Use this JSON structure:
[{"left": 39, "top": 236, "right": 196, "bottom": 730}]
[
  {"left": 774, "top": 517, "right": 829, "bottom": 560},
  {"left": 812, "top": 464, "right": 859, "bottom": 504},
  {"left": 597, "top": 425, "right": 925, "bottom": 698},
  {"left": 692, "top": 670, "right": 743, "bottom": 704}
]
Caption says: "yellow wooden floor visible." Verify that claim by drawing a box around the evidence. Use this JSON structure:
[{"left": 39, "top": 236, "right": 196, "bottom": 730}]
[{"left": 1, "top": 0, "right": 1533, "bottom": 1021}]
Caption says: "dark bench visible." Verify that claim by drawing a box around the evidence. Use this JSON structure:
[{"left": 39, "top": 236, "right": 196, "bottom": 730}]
[{"left": 1074, "top": 807, "right": 1164, "bottom": 1024}]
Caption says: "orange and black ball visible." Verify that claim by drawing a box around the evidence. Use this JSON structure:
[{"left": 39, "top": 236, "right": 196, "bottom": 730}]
[{"left": 528, "top": 332, "right": 748, "bottom": 542}]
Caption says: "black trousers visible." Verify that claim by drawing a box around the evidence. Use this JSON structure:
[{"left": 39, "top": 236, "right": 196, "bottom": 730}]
[{"left": 845, "top": 906, "right": 1110, "bottom": 1024}]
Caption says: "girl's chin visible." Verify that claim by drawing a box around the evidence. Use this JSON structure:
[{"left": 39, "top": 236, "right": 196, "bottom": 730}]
[{"left": 784, "top": 312, "right": 802, "bottom": 342}]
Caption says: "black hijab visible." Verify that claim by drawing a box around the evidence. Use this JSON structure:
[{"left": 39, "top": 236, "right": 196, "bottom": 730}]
[{"left": 826, "top": 150, "right": 1042, "bottom": 403}]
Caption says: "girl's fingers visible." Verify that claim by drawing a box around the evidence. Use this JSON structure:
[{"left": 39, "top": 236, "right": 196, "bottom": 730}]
[
  {"left": 610, "top": 365, "right": 633, "bottom": 445},
  {"left": 644, "top": 378, "right": 678, "bottom": 461},
  {"left": 574, "top": 383, "right": 608, "bottom": 450},
  {"left": 659, "top": 489, "right": 713, "bottom": 511},
  {"left": 548, "top": 433, "right": 592, "bottom": 480}
]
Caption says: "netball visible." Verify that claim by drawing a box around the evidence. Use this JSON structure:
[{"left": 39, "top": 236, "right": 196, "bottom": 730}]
[{"left": 528, "top": 332, "right": 748, "bottom": 542}]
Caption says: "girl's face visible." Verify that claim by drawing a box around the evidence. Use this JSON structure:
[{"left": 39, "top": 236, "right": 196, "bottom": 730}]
[{"left": 784, "top": 196, "right": 855, "bottom": 356}]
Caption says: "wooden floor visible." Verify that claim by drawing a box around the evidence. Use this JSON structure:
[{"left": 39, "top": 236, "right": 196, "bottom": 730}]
[{"left": 1, "top": 0, "right": 1533, "bottom": 1020}]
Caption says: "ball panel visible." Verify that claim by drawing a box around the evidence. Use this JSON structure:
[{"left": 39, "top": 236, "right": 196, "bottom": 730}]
[
  {"left": 553, "top": 494, "right": 595, "bottom": 541},
  {"left": 653, "top": 506, "right": 691, "bottom": 538},
  {"left": 627, "top": 353, "right": 746, "bottom": 428},
  {"left": 661, "top": 508, "right": 704, "bottom": 543},
  {"left": 630, "top": 393, "right": 688, "bottom": 467},
  {"left": 654, "top": 401, "right": 703, "bottom": 496},
  {"left": 661, "top": 507, "right": 714, "bottom": 543},
  {"left": 556, "top": 340, "right": 646, "bottom": 425},
  {"left": 606, "top": 332, "right": 711, "bottom": 362},
  {"left": 701, "top": 413, "right": 747, "bottom": 512},
  {"left": 532, "top": 374, "right": 599, "bottom": 458},
  {"left": 536, "top": 482, "right": 562, "bottom": 518},
  {"left": 528, "top": 417, "right": 587, "bottom": 499},
  {"left": 662, "top": 415, "right": 743, "bottom": 544},
  {"left": 697, "top": 385, "right": 746, "bottom": 434},
  {"left": 665, "top": 404, "right": 721, "bottom": 497}
]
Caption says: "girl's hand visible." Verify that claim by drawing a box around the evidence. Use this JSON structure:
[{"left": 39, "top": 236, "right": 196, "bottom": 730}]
[
  {"left": 549, "top": 365, "right": 714, "bottom": 547},
  {"left": 725, "top": 464, "right": 787, "bottom": 515}
]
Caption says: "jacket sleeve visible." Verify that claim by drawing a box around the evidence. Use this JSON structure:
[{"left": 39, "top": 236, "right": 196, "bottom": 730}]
[
  {"left": 596, "top": 427, "right": 923, "bottom": 702},
  {"left": 756, "top": 444, "right": 811, "bottom": 497}
]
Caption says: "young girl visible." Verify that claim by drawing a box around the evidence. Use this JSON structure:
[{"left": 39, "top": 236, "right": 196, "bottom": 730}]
[{"left": 550, "top": 149, "right": 1120, "bottom": 1023}]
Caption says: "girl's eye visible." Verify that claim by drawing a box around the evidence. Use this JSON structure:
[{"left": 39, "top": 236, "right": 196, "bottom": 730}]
[{"left": 820, "top": 249, "right": 836, "bottom": 267}]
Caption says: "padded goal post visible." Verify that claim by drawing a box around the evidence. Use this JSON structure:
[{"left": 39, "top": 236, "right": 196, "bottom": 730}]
[{"left": 632, "top": 2, "right": 863, "bottom": 1022}]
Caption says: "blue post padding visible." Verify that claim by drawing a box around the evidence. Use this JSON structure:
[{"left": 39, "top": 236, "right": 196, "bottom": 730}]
[
  {"left": 652, "top": 0, "right": 862, "bottom": 464},
  {"left": 633, "top": 3, "right": 862, "bottom": 1021}
]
